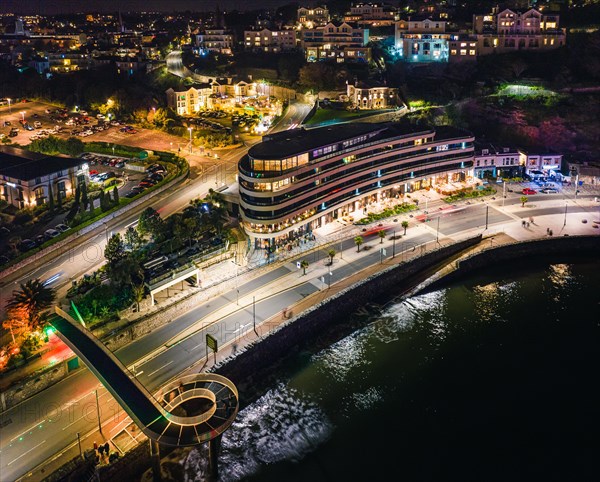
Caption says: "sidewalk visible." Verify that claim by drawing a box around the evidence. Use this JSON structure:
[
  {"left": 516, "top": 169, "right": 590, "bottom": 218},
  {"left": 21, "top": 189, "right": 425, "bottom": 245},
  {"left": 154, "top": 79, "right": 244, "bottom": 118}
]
[
  {"left": 5, "top": 181, "right": 599, "bottom": 389},
  {"left": 14, "top": 190, "right": 600, "bottom": 482}
]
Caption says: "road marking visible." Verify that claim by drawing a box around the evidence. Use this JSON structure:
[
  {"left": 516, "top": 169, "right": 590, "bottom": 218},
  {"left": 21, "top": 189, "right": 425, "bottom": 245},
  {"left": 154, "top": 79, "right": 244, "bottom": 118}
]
[
  {"left": 233, "top": 323, "right": 251, "bottom": 334},
  {"left": 8, "top": 420, "right": 46, "bottom": 443},
  {"left": 7, "top": 440, "right": 46, "bottom": 466},
  {"left": 146, "top": 360, "right": 173, "bottom": 378}
]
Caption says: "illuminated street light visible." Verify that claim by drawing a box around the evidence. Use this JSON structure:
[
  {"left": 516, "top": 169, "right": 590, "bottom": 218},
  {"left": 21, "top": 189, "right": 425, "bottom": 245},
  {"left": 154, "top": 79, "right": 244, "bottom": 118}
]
[
  {"left": 19, "top": 111, "right": 26, "bottom": 122},
  {"left": 6, "top": 98, "right": 11, "bottom": 113},
  {"left": 188, "top": 127, "right": 193, "bottom": 153}
]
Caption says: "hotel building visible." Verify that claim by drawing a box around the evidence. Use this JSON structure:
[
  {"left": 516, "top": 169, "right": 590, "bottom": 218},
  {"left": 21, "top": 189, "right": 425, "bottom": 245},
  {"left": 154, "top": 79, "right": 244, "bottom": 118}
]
[
  {"left": 0, "top": 146, "right": 88, "bottom": 209},
  {"left": 239, "top": 122, "right": 474, "bottom": 247}
]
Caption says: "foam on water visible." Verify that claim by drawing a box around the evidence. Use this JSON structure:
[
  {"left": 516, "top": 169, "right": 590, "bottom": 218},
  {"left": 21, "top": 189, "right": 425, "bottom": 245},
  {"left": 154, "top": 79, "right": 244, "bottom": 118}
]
[{"left": 183, "top": 383, "right": 333, "bottom": 481}]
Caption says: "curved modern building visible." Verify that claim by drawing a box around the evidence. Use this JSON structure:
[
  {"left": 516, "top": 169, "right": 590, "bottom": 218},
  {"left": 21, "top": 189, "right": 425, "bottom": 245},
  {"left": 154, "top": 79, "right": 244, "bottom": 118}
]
[{"left": 239, "top": 122, "right": 474, "bottom": 247}]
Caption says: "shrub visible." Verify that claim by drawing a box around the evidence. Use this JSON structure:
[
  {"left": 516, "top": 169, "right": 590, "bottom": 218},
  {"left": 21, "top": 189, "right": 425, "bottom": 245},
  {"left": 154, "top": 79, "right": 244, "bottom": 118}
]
[{"left": 13, "top": 210, "right": 33, "bottom": 225}]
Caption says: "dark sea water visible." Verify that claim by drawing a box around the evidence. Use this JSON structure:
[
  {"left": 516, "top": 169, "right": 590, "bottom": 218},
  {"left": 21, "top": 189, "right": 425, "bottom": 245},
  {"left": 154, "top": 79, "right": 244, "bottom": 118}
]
[{"left": 184, "top": 259, "right": 600, "bottom": 482}]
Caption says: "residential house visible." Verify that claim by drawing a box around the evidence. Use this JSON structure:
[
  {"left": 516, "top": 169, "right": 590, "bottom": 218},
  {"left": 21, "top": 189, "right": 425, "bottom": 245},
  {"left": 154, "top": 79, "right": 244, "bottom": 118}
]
[
  {"left": 297, "top": 6, "right": 330, "bottom": 28},
  {"left": 302, "top": 22, "right": 370, "bottom": 63}
]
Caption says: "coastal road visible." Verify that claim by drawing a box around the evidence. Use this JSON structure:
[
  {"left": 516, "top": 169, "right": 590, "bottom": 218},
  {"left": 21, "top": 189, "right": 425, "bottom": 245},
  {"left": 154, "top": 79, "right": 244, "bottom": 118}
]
[
  {"left": 1, "top": 227, "right": 435, "bottom": 481},
  {"left": 3, "top": 195, "right": 599, "bottom": 480}
]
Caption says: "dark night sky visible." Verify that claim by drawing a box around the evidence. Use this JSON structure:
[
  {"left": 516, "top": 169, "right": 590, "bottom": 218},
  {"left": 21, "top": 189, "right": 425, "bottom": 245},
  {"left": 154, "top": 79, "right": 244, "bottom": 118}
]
[{"left": 0, "top": 0, "right": 295, "bottom": 14}]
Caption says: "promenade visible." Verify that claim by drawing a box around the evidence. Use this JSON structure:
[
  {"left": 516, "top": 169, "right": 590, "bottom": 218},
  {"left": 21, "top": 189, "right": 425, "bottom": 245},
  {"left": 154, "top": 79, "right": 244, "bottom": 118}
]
[{"left": 6, "top": 181, "right": 600, "bottom": 482}]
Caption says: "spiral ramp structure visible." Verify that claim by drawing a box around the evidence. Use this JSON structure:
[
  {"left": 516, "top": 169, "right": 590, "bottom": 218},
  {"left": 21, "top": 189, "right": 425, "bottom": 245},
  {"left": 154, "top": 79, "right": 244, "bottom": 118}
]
[{"left": 50, "top": 307, "right": 238, "bottom": 446}]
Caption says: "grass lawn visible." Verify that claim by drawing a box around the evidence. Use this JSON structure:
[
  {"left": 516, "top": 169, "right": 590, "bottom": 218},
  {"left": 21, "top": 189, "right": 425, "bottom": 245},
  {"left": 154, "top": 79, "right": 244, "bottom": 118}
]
[{"left": 304, "top": 107, "right": 383, "bottom": 126}]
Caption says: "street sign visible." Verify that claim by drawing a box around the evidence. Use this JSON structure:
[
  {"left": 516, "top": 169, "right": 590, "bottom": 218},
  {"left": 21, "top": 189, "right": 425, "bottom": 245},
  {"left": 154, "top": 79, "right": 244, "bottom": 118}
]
[
  {"left": 296, "top": 261, "right": 301, "bottom": 269},
  {"left": 206, "top": 334, "right": 218, "bottom": 353},
  {"left": 382, "top": 248, "right": 387, "bottom": 256}
]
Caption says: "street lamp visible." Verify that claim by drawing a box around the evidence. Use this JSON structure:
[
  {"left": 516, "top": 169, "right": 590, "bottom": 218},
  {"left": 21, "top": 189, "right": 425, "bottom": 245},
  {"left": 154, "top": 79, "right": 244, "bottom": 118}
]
[
  {"left": 19, "top": 111, "right": 26, "bottom": 123},
  {"left": 6, "top": 98, "right": 11, "bottom": 113},
  {"left": 188, "top": 127, "right": 193, "bottom": 154}
]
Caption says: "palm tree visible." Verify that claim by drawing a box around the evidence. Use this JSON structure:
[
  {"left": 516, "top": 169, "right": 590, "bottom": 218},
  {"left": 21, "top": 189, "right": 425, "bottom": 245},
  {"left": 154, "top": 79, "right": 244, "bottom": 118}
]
[
  {"left": 401, "top": 220, "right": 409, "bottom": 235},
  {"left": 132, "top": 283, "right": 146, "bottom": 312},
  {"left": 300, "top": 259, "right": 309, "bottom": 275},
  {"left": 5, "top": 279, "right": 56, "bottom": 333},
  {"left": 354, "top": 236, "right": 364, "bottom": 252},
  {"left": 327, "top": 249, "right": 336, "bottom": 265},
  {"left": 520, "top": 196, "right": 528, "bottom": 207},
  {"left": 378, "top": 230, "right": 386, "bottom": 243}
]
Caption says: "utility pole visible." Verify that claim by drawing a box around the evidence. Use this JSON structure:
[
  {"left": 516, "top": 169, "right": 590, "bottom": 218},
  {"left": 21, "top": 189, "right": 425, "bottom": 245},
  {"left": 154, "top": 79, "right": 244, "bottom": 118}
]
[
  {"left": 392, "top": 231, "right": 396, "bottom": 258},
  {"left": 253, "top": 296, "right": 258, "bottom": 336},
  {"left": 485, "top": 204, "right": 489, "bottom": 230},
  {"left": 95, "top": 389, "right": 102, "bottom": 432},
  {"left": 77, "top": 432, "right": 83, "bottom": 459},
  {"left": 502, "top": 181, "right": 506, "bottom": 207}
]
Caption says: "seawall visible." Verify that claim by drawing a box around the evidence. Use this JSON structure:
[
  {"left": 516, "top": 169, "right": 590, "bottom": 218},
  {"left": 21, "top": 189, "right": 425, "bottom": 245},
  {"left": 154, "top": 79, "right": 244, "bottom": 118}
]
[{"left": 210, "top": 235, "right": 482, "bottom": 394}]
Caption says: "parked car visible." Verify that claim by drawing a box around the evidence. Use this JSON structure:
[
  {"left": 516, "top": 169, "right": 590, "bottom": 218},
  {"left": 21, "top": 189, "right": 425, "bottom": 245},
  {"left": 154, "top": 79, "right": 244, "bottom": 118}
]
[
  {"left": 55, "top": 224, "right": 70, "bottom": 233},
  {"left": 89, "top": 169, "right": 99, "bottom": 176},
  {"left": 34, "top": 234, "right": 47, "bottom": 245},
  {"left": 9, "top": 128, "right": 18, "bottom": 137},
  {"left": 138, "top": 180, "right": 154, "bottom": 188},
  {"left": 18, "top": 239, "right": 36, "bottom": 251},
  {"left": 522, "top": 188, "right": 537, "bottom": 195},
  {"left": 24, "top": 123, "right": 35, "bottom": 131},
  {"left": 34, "top": 121, "right": 42, "bottom": 128},
  {"left": 0, "top": 226, "right": 10, "bottom": 236},
  {"left": 44, "top": 228, "right": 61, "bottom": 239},
  {"left": 149, "top": 173, "right": 164, "bottom": 182},
  {"left": 540, "top": 188, "right": 559, "bottom": 194}
]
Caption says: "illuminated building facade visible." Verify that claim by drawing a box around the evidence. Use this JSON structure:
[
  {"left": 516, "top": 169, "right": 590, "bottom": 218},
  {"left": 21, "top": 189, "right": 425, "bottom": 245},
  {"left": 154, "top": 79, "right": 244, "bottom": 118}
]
[{"left": 239, "top": 123, "right": 474, "bottom": 246}]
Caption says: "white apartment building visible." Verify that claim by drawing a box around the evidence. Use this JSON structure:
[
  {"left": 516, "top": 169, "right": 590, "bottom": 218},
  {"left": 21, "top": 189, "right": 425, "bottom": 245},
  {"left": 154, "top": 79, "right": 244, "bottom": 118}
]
[
  {"left": 473, "top": 144, "right": 522, "bottom": 179},
  {"left": 166, "top": 78, "right": 257, "bottom": 115},
  {"left": 196, "top": 29, "right": 234, "bottom": 55},
  {"left": 473, "top": 8, "right": 565, "bottom": 55},
  {"left": 344, "top": 3, "right": 397, "bottom": 26},
  {"left": 519, "top": 150, "right": 563, "bottom": 176},
  {"left": 302, "top": 22, "right": 370, "bottom": 63},
  {"left": 394, "top": 17, "right": 450, "bottom": 62},
  {"left": 244, "top": 28, "right": 297, "bottom": 52},
  {"left": 166, "top": 85, "right": 212, "bottom": 116},
  {"left": 297, "top": 6, "right": 330, "bottom": 27}
]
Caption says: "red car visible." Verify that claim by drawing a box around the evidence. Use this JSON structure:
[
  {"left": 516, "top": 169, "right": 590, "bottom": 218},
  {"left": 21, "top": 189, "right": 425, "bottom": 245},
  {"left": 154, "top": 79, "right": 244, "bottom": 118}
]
[
  {"left": 89, "top": 169, "right": 99, "bottom": 176},
  {"left": 522, "top": 188, "right": 537, "bottom": 195}
]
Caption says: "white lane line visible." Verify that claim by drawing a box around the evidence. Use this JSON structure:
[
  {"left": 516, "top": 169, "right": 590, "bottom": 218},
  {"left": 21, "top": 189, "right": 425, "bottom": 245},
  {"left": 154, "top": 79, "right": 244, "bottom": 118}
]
[
  {"left": 7, "top": 440, "right": 46, "bottom": 466},
  {"left": 8, "top": 420, "right": 46, "bottom": 443},
  {"left": 233, "top": 323, "right": 251, "bottom": 334},
  {"left": 190, "top": 343, "right": 203, "bottom": 351},
  {"left": 146, "top": 360, "right": 174, "bottom": 378}
]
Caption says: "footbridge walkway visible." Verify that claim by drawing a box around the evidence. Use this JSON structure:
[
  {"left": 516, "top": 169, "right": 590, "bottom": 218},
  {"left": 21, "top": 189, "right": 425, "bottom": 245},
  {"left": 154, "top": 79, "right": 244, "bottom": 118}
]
[{"left": 50, "top": 307, "right": 238, "bottom": 447}]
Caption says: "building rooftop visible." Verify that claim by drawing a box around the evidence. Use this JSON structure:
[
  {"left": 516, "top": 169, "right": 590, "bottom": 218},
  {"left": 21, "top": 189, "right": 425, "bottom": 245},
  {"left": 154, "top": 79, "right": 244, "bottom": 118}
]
[
  {"left": 250, "top": 123, "right": 388, "bottom": 159},
  {"left": 0, "top": 146, "right": 83, "bottom": 181},
  {"left": 249, "top": 122, "right": 470, "bottom": 160}
]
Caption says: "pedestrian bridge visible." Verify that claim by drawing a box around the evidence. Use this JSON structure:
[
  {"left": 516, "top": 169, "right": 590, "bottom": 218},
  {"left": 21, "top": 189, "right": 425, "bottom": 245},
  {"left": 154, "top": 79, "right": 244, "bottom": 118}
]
[{"left": 50, "top": 306, "right": 238, "bottom": 446}]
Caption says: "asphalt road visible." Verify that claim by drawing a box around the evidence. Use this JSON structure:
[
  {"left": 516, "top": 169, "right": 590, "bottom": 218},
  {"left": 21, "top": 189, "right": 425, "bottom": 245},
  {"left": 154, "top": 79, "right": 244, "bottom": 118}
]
[
  {"left": 2, "top": 193, "right": 598, "bottom": 480},
  {"left": 0, "top": 228, "right": 434, "bottom": 481},
  {"left": 0, "top": 99, "right": 311, "bottom": 320}
]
